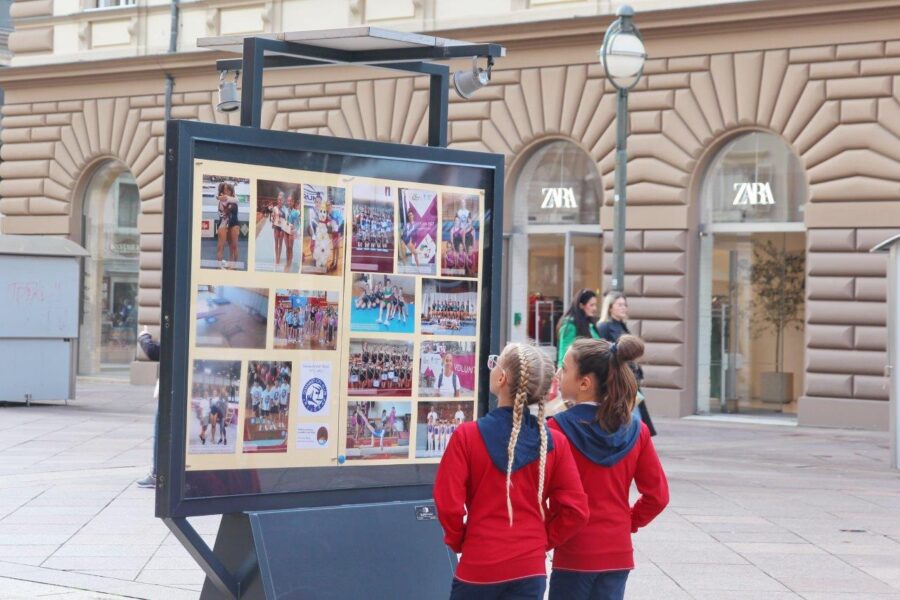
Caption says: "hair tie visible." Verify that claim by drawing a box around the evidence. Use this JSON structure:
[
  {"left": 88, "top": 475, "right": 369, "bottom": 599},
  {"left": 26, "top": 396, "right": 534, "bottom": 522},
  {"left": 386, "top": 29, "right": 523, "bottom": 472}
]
[{"left": 609, "top": 342, "right": 618, "bottom": 356}]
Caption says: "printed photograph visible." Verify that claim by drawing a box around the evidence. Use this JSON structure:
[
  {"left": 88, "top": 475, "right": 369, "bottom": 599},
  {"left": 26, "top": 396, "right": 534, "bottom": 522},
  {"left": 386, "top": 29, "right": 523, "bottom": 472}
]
[
  {"left": 345, "top": 400, "right": 411, "bottom": 460},
  {"left": 301, "top": 185, "right": 346, "bottom": 276},
  {"left": 419, "top": 341, "right": 476, "bottom": 398},
  {"left": 200, "top": 175, "right": 251, "bottom": 271},
  {"left": 187, "top": 360, "right": 241, "bottom": 455},
  {"left": 255, "top": 179, "right": 302, "bottom": 273},
  {"left": 415, "top": 401, "right": 474, "bottom": 458},
  {"left": 350, "top": 184, "right": 395, "bottom": 273},
  {"left": 441, "top": 192, "right": 480, "bottom": 278},
  {"left": 347, "top": 339, "right": 414, "bottom": 397},
  {"left": 420, "top": 278, "right": 477, "bottom": 336},
  {"left": 243, "top": 361, "right": 292, "bottom": 453},
  {"left": 195, "top": 286, "right": 268, "bottom": 349},
  {"left": 272, "top": 289, "right": 340, "bottom": 350},
  {"left": 350, "top": 273, "right": 415, "bottom": 334},
  {"left": 397, "top": 187, "right": 438, "bottom": 276}
]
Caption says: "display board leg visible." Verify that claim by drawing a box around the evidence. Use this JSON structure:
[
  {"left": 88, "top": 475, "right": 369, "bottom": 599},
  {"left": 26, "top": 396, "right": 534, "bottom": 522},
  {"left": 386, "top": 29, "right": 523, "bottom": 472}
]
[{"left": 164, "top": 515, "right": 260, "bottom": 600}]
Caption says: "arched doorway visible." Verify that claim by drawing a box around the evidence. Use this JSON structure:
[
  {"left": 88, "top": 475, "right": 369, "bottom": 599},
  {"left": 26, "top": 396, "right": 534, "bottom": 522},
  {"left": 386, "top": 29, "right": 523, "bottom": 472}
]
[
  {"left": 695, "top": 131, "right": 807, "bottom": 417},
  {"left": 506, "top": 139, "right": 604, "bottom": 353},
  {"left": 78, "top": 161, "right": 141, "bottom": 376}
]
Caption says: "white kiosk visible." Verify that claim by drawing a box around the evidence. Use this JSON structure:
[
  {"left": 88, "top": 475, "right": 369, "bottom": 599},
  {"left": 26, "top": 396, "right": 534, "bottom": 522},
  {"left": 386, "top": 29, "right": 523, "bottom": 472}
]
[{"left": 871, "top": 234, "right": 900, "bottom": 469}]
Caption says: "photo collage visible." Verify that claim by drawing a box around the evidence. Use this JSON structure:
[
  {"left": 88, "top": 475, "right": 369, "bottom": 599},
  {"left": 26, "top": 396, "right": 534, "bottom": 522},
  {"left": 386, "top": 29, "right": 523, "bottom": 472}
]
[{"left": 185, "top": 159, "right": 484, "bottom": 471}]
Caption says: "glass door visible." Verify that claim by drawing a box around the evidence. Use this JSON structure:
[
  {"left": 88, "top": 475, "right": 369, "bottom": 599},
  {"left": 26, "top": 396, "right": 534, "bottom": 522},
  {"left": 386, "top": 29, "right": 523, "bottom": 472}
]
[{"left": 706, "top": 232, "right": 805, "bottom": 415}]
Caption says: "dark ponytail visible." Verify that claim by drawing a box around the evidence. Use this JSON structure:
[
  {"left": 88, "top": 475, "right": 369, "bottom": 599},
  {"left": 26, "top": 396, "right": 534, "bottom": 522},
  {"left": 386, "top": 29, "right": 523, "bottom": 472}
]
[{"left": 568, "top": 335, "right": 645, "bottom": 432}]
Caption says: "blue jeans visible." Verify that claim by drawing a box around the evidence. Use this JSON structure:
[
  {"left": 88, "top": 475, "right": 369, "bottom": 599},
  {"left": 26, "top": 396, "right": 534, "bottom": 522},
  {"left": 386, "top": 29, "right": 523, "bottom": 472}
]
[
  {"left": 450, "top": 576, "right": 546, "bottom": 600},
  {"left": 548, "top": 569, "right": 629, "bottom": 600}
]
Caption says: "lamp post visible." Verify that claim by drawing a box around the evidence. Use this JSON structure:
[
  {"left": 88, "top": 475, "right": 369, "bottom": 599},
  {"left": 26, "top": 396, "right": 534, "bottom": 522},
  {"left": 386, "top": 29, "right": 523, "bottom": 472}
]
[{"left": 599, "top": 5, "right": 646, "bottom": 292}]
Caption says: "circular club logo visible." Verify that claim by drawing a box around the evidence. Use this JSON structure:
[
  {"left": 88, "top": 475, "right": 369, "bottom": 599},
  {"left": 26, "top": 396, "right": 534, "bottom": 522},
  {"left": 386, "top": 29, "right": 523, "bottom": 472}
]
[{"left": 302, "top": 378, "right": 328, "bottom": 413}]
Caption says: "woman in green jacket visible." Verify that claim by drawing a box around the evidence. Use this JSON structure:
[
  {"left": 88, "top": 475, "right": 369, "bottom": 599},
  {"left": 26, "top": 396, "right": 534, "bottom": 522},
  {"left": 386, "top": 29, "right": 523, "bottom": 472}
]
[{"left": 555, "top": 288, "right": 601, "bottom": 367}]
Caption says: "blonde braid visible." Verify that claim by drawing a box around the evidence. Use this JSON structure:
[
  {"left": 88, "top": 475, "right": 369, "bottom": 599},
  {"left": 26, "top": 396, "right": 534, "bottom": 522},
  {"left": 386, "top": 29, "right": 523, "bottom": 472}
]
[
  {"left": 536, "top": 397, "right": 548, "bottom": 521},
  {"left": 505, "top": 346, "right": 529, "bottom": 526}
]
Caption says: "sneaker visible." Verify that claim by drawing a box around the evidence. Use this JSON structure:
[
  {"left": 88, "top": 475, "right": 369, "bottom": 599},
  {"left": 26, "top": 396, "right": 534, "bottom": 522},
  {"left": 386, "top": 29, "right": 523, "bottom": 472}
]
[
  {"left": 220, "top": 259, "right": 228, "bottom": 269},
  {"left": 136, "top": 474, "right": 157, "bottom": 488}
]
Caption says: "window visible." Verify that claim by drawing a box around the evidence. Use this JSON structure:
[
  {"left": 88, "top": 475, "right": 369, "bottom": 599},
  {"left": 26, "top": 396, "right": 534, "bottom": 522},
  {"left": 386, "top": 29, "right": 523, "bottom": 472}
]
[
  {"left": 700, "top": 132, "right": 806, "bottom": 225},
  {"left": 514, "top": 140, "right": 603, "bottom": 226},
  {"left": 88, "top": 0, "right": 134, "bottom": 9}
]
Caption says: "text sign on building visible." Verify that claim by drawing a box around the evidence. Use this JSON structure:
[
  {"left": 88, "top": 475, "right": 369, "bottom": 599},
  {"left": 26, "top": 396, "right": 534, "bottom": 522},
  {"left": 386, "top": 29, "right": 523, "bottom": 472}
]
[
  {"left": 733, "top": 182, "right": 775, "bottom": 206},
  {"left": 540, "top": 187, "right": 578, "bottom": 210}
]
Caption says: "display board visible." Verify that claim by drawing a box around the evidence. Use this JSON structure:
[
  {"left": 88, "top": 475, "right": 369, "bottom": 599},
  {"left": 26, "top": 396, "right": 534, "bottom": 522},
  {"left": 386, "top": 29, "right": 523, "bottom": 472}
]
[{"left": 158, "top": 120, "right": 502, "bottom": 518}]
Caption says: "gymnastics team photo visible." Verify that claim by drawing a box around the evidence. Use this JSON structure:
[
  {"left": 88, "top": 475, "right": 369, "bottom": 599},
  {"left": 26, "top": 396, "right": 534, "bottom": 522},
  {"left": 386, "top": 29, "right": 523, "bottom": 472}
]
[
  {"left": 440, "top": 192, "right": 479, "bottom": 278},
  {"left": 301, "top": 184, "right": 346, "bottom": 276},
  {"left": 419, "top": 341, "right": 476, "bottom": 398},
  {"left": 347, "top": 339, "right": 414, "bottom": 397},
  {"left": 194, "top": 286, "right": 268, "bottom": 349},
  {"left": 420, "top": 278, "right": 477, "bottom": 336},
  {"left": 350, "top": 184, "right": 395, "bottom": 273},
  {"left": 187, "top": 360, "right": 240, "bottom": 456},
  {"left": 272, "top": 289, "right": 340, "bottom": 351},
  {"left": 243, "top": 361, "right": 292, "bottom": 453},
  {"left": 199, "top": 174, "right": 250, "bottom": 271},
  {"left": 396, "top": 187, "right": 438, "bottom": 276},
  {"left": 350, "top": 273, "right": 415, "bottom": 334},
  {"left": 345, "top": 400, "right": 411, "bottom": 460},
  {"left": 255, "top": 179, "right": 302, "bottom": 273},
  {"left": 415, "top": 401, "right": 473, "bottom": 458}
]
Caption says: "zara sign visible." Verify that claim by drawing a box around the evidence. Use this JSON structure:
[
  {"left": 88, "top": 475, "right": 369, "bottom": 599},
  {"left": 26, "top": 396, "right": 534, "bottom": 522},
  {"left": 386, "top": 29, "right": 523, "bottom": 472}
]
[
  {"left": 733, "top": 182, "right": 775, "bottom": 206},
  {"left": 540, "top": 187, "right": 578, "bottom": 209}
]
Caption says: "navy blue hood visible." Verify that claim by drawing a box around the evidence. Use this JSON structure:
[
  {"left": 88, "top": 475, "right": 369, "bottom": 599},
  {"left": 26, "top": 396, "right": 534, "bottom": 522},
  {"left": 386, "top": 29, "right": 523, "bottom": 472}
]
[
  {"left": 477, "top": 407, "right": 554, "bottom": 474},
  {"left": 552, "top": 403, "right": 639, "bottom": 467}
]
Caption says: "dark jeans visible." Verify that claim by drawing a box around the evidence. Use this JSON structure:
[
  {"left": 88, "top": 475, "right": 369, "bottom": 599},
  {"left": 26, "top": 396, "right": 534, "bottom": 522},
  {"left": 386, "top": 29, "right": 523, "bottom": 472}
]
[
  {"left": 548, "top": 569, "right": 629, "bottom": 600},
  {"left": 450, "top": 576, "right": 546, "bottom": 600}
]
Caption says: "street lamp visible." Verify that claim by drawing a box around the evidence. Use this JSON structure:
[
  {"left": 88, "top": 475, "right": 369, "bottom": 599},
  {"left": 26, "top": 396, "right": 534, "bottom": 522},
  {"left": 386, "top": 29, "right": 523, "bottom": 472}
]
[{"left": 599, "top": 5, "right": 646, "bottom": 292}]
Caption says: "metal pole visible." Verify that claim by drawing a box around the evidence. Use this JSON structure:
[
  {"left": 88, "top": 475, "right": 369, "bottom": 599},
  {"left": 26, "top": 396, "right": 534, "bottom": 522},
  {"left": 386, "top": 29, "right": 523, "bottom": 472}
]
[
  {"left": 240, "top": 37, "right": 264, "bottom": 128},
  {"left": 890, "top": 245, "right": 900, "bottom": 469},
  {"left": 612, "top": 87, "right": 628, "bottom": 292},
  {"left": 428, "top": 69, "right": 449, "bottom": 148}
]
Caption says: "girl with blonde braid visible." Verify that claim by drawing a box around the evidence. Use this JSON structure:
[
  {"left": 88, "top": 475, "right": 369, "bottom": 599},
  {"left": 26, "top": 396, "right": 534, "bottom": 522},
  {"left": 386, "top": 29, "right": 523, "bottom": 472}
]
[
  {"left": 434, "top": 343, "right": 588, "bottom": 600},
  {"left": 549, "top": 336, "right": 668, "bottom": 600}
]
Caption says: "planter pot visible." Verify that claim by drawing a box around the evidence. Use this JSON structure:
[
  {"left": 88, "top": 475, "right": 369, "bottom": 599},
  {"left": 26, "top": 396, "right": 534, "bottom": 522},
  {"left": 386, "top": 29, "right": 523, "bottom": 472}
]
[{"left": 761, "top": 372, "right": 794, "bottom": 404}]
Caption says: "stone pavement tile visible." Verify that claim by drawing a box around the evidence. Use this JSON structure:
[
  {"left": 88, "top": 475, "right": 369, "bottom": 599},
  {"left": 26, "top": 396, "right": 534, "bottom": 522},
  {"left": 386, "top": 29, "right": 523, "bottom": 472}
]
[
  {"left": 661, "top": 563, "right": 790, "bottom": 592},
  {"left": 837, "top": 553, "right": 900, "bottom": 569},
  {"left": 41, "top": 556, "right": 150, "bottom": 571},
  {"left": 71, "top": 569, "right": 142, "bottom": 581},
  {"left": 637, "top": 540, "right": 748, "bottom": 565},
  {"left": 621, "top": 575, "right": 693, "bottom": 599},
  {"left": 800, "top": 594, "right": 900, "bottom": 600},
  {"left": 725, "top": 542, "right": 827, "bottom": 555},
  {"left": 711, "top": 531, "right": 809, "bottom": 544},
  {"left": 0, "top": 561, "right": 198, "bottom": 600},
  {"left": 858, "top": 567, "right": 900, "bottom": 588},
  {"left": 689, "top": 592, "right": 803, "bottom": 599},
  {"left": 0, "top": 534, "right": 73, "bottom": 546},
  {"left": 137, "top": 569, "right": 207, "bottom": 586},
  {"left": 65, "top": 532, "right": 169, "bottom": 546},
  {"left": 0, "top": 576, "right": 128, "bottom": 599},
  {"left": 50, "top": 544, "right": 161, "bottom": 558},
  {"left": 764, "top": 563, "right": 896, "bottom": 594}
]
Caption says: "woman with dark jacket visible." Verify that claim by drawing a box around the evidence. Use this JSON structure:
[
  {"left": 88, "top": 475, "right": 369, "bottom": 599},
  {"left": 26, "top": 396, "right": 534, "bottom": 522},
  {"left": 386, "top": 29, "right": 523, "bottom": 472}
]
[
  {"left": 556, "top": 289, "right": 601, "bottom": 368},
  {"left": 598, "top": 293, "right": 656, "bottom": 436}
]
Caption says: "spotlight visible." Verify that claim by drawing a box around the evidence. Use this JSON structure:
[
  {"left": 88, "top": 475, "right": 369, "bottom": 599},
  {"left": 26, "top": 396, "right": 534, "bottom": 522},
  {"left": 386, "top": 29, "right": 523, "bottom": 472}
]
[
  {"left": 453, "top": 57, "right": 493, "bottom": 100},
  {"left": 217, "top": 70, "right": 241, "bottom": 113}
]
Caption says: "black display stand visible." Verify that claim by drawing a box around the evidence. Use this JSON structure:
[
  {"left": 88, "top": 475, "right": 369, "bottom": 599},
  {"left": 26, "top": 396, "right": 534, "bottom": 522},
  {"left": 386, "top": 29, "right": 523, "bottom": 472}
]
[{"left": 188, "top": 500, "right": 455, "bottom": 600}]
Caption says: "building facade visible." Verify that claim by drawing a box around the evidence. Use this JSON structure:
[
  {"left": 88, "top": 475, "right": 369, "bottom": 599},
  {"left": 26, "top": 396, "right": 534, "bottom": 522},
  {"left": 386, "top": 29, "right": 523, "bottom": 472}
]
[{"left": 2, "top": 0, "right": 899, "bottom": 429}]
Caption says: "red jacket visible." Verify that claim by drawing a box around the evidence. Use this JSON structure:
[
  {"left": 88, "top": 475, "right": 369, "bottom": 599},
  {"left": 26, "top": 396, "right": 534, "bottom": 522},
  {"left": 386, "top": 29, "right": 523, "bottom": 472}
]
[
  {"left": 549, "top": 406, "right": 668, "bottom": 572},
  {"left": 434, "top": 410, "right": 589, "bottom": 584}
]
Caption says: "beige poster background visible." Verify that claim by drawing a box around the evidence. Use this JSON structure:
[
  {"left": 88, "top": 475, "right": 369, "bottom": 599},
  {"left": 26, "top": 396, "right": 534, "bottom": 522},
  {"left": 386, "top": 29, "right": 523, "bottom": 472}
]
[{"left": 185, "top": 159, "right": 485, "bottom": 471}]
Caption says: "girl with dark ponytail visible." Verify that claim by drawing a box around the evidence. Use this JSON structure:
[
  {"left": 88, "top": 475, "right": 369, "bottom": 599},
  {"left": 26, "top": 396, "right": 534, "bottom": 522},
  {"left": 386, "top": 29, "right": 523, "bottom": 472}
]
[
  {"left": 548, "top": 336, "right": 669, "bottom": 600},
  {"left": 555, "top": 289, "right": 601, "bottom": 368},
  {"left": 434, "top": 343, "right": 588, "bottom": 599}
]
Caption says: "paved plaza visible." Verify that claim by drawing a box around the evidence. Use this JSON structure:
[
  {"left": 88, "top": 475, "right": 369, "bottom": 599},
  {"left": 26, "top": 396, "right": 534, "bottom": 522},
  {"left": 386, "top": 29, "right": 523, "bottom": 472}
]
[{"left": 0, "top": 379, "right": 899, "bottom": 599}]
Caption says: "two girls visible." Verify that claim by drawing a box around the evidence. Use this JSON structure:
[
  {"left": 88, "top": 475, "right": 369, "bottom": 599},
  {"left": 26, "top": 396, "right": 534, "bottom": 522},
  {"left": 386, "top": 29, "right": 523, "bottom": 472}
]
[{"left": 434, "top": 343, "right": 589, "bottom": 599}]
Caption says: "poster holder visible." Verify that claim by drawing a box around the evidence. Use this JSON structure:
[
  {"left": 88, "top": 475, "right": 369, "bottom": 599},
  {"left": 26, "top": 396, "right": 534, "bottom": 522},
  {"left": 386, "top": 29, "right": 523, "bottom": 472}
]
[{"left": 159, "top": 28, "right": 505, "bottom": 599}]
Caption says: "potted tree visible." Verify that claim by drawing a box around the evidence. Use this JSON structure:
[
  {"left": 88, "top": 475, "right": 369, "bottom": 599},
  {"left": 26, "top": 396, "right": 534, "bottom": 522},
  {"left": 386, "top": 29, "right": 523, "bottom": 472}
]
[{"left": 749, "top": 239, "right": 805, "bottom": 405}]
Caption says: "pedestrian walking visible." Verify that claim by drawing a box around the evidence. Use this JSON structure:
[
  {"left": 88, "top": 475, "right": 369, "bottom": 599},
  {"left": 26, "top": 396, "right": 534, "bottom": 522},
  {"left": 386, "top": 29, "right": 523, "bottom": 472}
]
[
  {"left": 434, "top": 343, "right": 589, "bottom": 600},
  {"left": 598, "top": 292, "right": 656, "bottom": 436},
  {"left": 136, "top": 326, "right": 161, "bottom": 488},
  {"left": 549, "top": 336, "right": 669, "bottom": 600},
  {"left": 556, "top": 289, "right": 601, "bottom": 368}
]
